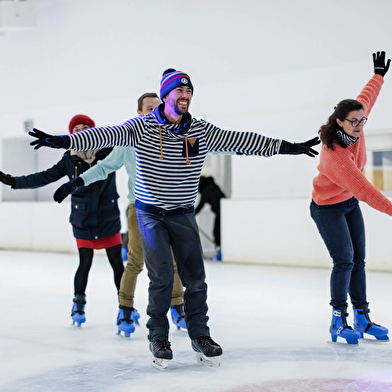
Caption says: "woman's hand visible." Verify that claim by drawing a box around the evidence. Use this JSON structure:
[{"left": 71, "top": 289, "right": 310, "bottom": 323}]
[{"left": 373, "top": 51, "right": 391, "bottom": 77}]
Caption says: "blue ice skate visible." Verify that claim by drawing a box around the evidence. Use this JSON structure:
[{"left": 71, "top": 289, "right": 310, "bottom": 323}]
[
  {"left": 130, "top": 308, "right": 140, "bottom": 325},
  {"left": 121, "top": 246, "right": 128, "bottom": 261},
  {"left": 330, "top": 308, "right": 360, "bottom": 345},
  {"left": 170, "top": 304, "right": 187, "bottom": 330},
  {"left": 209, "top": 247, "right": 221, "bottom": 261},
  {"left": 117, "top": 307, "right": 136, "bottom": 338},
  {"left": 71, "top": 294, "right": 86, "bottom": 327},
  {"left": 117, "top": 298, "right": 140, "bottom": 325},
  {"left": 353, "top": 304, "right": 389, "bottom": 341}
]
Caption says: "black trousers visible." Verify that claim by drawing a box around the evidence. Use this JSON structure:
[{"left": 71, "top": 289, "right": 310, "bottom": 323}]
[{"left": 136, "top": 204, "right": 210, "bottom": 341}]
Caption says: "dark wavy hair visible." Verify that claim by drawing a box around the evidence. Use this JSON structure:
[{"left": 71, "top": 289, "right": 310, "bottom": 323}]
[{"left": 319, "top": 99, "right": 364, "bottom": 150}]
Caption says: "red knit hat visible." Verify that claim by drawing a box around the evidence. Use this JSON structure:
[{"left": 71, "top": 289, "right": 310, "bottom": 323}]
[{"left": 68, "top": 114, "right": 95, "bottom": 134}]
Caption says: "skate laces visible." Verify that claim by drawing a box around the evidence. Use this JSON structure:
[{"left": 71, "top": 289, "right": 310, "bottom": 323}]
[
  {"left": 196, "top": 336, "right": 217, "bottom": 347},
  {"left": 153, "top": 339, "right": 171, "bottom": 351}
]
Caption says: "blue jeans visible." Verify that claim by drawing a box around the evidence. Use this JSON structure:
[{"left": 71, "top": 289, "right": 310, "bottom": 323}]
[
  {"left": 135, "top": 201, "right": 210, "bottom": 341},
  {"left": 310, "top": 197, "right": 367, "bottom": 308}
]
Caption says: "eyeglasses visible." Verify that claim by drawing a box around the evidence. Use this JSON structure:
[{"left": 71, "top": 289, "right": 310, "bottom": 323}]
[{"left": 345, "top": 117, "right": 368, "bottom": 127}]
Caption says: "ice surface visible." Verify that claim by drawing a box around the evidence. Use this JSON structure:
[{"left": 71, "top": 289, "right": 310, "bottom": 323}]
[{"left": 1, "top": 250, "right": 392, "bottom": 392}]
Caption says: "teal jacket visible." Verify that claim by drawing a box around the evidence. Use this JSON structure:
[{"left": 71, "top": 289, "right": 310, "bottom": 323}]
[{"left": 80, "top": 146, "right": 136, "bottom": 204}]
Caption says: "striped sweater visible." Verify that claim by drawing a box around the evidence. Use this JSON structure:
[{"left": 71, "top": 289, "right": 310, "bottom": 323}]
[
  {"left": 312, "top": 74, "right": 392, "bottom": 216},
  {"left": 67, "top": 111, "right": 282, "bottom": 210}
]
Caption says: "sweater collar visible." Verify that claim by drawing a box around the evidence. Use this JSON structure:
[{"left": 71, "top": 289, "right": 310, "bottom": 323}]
[
  {"left": 336, "top": 130, "right": 360, "bottom": 146},
  {"left": 152, "top": 103, "right": 192, "bottom": 135}
]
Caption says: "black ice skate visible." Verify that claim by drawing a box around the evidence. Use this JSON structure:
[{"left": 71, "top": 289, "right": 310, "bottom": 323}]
[
  {"left": 149, "top": 339, "right": 173, "bottom": 371},
  {"left": 191, "top": 336, "right": 222, "bottom": 368}
]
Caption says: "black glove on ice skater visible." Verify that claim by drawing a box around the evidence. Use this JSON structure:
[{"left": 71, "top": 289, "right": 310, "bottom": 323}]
[
  {"left": 54, "top": 177, "right": 85, "bottom": 203},
  {"left": 29, "top": 128, "right": 71, "bottom": 150},
  {"left": 373, "top": 51, "right": 391, "bottom": 77},
  {"left": 279, "top": 137, "right": 320, "bottom": 157},
  {"left": 0, "top": 170, "right": 15, "bottom": 188}
]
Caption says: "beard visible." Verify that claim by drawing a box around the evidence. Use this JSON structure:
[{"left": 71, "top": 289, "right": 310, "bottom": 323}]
[
  {"left": 174, "top": 105, "right": 187, "bottom": 115},
  {"left": 171, "top": 98, "right": 189, "bottom": 115}
]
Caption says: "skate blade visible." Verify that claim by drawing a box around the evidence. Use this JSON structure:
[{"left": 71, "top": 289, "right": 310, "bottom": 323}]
[
  {"left": 328, "top": 340, "right": 359, "bottom": 347},
  {"left": 195, "top": 352, "right": 220, "bottom": 368},
  {"left": 152, "top": 357, "right": 170, "bottom": 371},
  {"left": 361, "top": 336, "right": 390, "bottom": 343}
]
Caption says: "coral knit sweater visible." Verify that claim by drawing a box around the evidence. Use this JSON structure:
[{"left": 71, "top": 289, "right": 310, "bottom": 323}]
[{"left": 312, "top": 74, "right": 392, "bottom": 216}]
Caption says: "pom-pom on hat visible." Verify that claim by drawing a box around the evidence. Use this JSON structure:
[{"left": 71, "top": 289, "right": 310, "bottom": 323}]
[
  {"left": 68, "top": 114, "right": 95, "bottom": 134},
  {"left": 160, "top": 68, "right": 193, "bottom": 101}
]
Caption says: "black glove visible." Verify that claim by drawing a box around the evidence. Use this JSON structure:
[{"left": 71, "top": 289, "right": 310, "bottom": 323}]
[
  {"left": 53, "top": 177, "right": 84, "bottom": 203},
  {"left": 279, "top": 137, "right": 320, "bottom": 157},
  {"left": 0, "top": 170, "right": 16, "bottom": 188},
  {"left": 29, "top": 128, "right": 70, "bottom": 150},
  {"left": 373, "top": 51, "right": 391, "bottom": 77}
]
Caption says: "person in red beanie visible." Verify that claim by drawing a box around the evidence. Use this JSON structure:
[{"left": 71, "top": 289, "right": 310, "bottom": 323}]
[{"left": 0, "top": 114, "right": 124, "bottom": 328}]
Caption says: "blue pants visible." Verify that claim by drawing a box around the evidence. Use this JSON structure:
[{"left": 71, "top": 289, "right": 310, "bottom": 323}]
[
  {"left": 310, "top": 197, "right": 367, "bottom": 308},
  {"left": 135, "top": 202, "right": 210, "bottom": 341}
]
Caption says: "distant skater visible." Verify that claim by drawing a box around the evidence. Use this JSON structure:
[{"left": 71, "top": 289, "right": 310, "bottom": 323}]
[{"left": 195, "top": 175, "right": 225, "bottom": 260}]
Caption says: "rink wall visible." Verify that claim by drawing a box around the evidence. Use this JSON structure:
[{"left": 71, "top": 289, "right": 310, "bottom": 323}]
[
  {"left": 221, "top": 198, "right": 392, "bottom": 272},
  {"left": 0, "top": 202, "right": 75, "bottom": 253},
  {"left": 0, "top": 202, "right": 76, "bottom": 252},
  {"left": 1, "top": 197, "right": 392, "bottom": 273},
  {"left": 0, "top": 196, "right": 129, "bottom": 254}
]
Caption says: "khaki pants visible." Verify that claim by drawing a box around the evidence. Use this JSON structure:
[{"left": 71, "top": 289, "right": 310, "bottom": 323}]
[{"left": 119, "top": 203, "right": 184, "bottom": 307}]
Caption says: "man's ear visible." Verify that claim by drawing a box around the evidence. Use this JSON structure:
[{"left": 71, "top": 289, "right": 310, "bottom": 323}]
[{"left": 137, "top": 109, "right": 142, "bottom": 115}]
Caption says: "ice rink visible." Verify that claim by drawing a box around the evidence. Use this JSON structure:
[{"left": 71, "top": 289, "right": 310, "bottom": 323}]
[{"left": 1, "top": 249, "right": 392, "bottom": 392}]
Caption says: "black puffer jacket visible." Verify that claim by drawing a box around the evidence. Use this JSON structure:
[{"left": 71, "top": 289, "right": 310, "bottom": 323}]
[{"left": 14, "top": 149, "right": 120, "bottom": 240}]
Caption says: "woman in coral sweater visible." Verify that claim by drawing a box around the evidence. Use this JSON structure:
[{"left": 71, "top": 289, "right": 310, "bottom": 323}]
[{"left": 310, "top": 51, "right": 391, "bottom": 345}]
